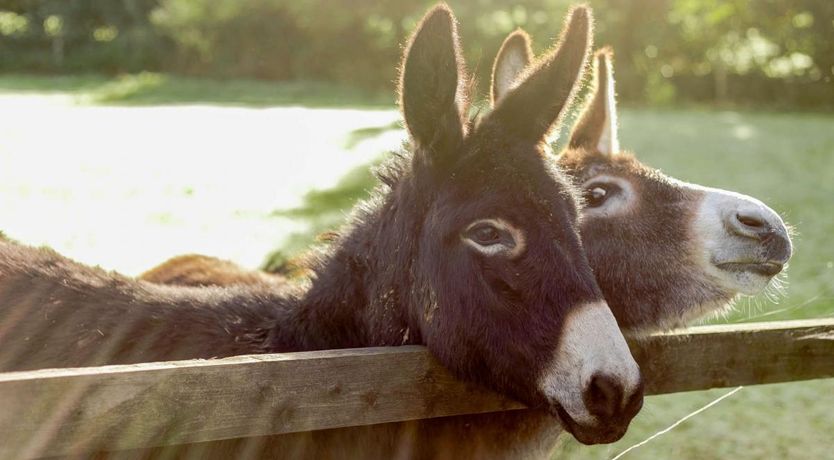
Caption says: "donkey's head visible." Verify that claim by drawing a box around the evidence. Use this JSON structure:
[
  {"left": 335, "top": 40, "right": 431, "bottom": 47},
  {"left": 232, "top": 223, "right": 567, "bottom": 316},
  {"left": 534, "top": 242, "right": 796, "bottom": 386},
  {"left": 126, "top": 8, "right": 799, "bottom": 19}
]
[
  {"left": 492, "top": 37, "right": 793, "bottom": 332},
  {"left": 391, "top": 5, "right": 640, "bottom": 444}
]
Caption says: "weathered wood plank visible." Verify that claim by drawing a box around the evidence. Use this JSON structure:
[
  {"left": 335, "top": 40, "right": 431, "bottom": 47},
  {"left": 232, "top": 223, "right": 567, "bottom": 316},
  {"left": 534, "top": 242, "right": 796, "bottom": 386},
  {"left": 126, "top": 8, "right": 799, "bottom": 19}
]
[
  {"left": 0, "top": 319, "right": 831, "bottom": 458},
  {"left": 0, "top": 346, "right": 522, "bottom": 458},
  {"left": 629, "top": 318, "right": 834, "bottom": 395}
]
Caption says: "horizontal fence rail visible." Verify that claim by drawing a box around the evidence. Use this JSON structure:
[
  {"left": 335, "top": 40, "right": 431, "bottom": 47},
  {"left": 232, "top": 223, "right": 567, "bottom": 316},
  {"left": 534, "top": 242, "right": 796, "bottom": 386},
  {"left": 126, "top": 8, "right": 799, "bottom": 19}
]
[{"left": 1, "top": 318, "right": 832, "bottom": 458}]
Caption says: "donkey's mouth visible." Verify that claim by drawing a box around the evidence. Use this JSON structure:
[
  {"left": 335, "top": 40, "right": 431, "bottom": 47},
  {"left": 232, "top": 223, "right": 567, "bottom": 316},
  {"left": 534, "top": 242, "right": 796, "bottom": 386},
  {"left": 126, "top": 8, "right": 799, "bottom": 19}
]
[
  {"left": 715, "top": 261, "right": 783, "bottom": 277},
  {"left": 551, "top": 403, "right": 629, "bottom": 445}
]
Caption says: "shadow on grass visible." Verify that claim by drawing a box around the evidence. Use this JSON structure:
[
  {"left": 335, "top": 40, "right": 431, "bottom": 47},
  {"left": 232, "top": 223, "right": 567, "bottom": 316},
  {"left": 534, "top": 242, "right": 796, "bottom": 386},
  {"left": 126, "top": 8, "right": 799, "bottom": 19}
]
[
  {"left": 343, "top": 120, "right": 402, "bottom": 149},
  {"left": 0, "top": 72, "right": 393, "bottom": 109},
  {"left": 263, "top": 161, "right": 379, "bottom": 271},
  {"left": 261, "top": 118, "right": 403, "bottom": 271}
]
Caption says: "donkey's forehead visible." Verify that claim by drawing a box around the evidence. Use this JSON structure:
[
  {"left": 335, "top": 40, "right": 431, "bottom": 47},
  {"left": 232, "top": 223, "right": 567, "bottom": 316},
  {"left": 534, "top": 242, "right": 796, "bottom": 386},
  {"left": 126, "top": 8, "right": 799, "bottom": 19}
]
[
  {"left": 560, "top": 149, "right": 653, "bottom": 182},
  {"left": 456, "top": 137, "right": 563, "bottom": 183},
  {"left": 446, "top": 149, "right": 581, "bottom": 215}
]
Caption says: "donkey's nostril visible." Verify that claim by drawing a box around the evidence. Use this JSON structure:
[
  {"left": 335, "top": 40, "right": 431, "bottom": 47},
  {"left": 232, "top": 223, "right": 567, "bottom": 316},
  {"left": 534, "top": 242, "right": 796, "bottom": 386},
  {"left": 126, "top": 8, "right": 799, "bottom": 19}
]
[
  {"left": 736, "top": 212, "right": 766, "bottom": 229},
  {"left": 584, "top": 373, "right": 625, "bottom": 420},
  {"left": 729, "top": 210, "right": 773, "bottom": 240}
]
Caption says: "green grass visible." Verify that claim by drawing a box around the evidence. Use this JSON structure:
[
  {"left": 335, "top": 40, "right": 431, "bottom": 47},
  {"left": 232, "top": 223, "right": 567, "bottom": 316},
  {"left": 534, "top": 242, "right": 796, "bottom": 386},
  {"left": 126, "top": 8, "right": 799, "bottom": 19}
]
[
  {"left": 2, "top": 74, "right": 832, "bottom": 459},
  {"left": 558, "top": 380, "right": 834, "bottom": 459},
  {"left": 0, "top": 73, "right": 392, "bottom": 108},
  {"left": 267, "top": 161, "right": 383, "bottom": 261}
]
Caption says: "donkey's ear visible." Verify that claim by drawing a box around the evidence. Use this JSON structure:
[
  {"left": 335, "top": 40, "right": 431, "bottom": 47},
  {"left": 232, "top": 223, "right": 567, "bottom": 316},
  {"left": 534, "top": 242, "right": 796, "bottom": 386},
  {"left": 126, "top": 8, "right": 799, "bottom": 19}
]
[
  {"left": 400, "top": 4, "right": 466, "bottom": 167},
  {"left": 568, "top": 48, "right": 620, "bottom": 156},
  {"left": 484, "top": 6, "right": 592, "bottom": 143},
  {"left": 491, "top": 29, "right": 533, "bottom": 106}
]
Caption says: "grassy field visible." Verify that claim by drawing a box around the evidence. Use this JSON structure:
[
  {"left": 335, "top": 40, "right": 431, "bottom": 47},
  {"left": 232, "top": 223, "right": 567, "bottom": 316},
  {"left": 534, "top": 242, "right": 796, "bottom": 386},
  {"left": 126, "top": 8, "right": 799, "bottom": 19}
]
[
  {"left": 0, "top": 75, "right": 402, "bottom": 274},
  {"left": 0, "top": 73, "right": 392, "bottom": 108},
  {"left": 1, "top": 74, "right": 832, "bottom": 459}
]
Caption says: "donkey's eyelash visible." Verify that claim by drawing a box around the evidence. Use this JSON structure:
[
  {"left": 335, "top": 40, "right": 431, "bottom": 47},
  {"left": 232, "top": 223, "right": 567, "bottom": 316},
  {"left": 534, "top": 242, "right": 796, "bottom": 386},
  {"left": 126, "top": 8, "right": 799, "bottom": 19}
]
[
  {"left": 579, "top": 175, "right": 636, "bottom": 215},
  {"left": 585, "top": 182, "right": 621, "bottom": 193},
  {"left": 461, "top": 218, "right": 526, "bottom": 257}
]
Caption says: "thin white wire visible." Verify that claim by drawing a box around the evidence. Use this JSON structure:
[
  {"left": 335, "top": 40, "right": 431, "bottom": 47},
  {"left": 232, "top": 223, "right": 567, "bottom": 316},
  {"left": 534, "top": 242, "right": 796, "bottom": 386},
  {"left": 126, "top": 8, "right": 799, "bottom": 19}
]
[
  {"left": 731, "top": 294, "right": 827, "bottom": 323},
  {"left": 610, "top": 386, "right": 744, "bottom": 460}
]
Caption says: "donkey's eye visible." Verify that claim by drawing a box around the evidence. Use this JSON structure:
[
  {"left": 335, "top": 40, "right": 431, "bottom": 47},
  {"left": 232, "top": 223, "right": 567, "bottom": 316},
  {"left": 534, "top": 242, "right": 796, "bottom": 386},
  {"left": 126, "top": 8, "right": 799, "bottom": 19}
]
[
  {"left": 462, "top": 219, "right": 521, "bottom": 256},
  {"left": 469, "top": 223, "right": 502, "bottom": 245},
  {"left": 584, "top": 184, "right": 619, "bottom": 208}
]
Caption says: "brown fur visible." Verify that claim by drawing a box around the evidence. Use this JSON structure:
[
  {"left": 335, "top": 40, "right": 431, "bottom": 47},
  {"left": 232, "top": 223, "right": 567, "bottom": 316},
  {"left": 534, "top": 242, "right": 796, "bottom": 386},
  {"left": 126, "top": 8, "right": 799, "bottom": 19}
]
[
  {"left": 139, "top": 254, "right": 288, "bottom": 288},
  {"left": 568, "top": 48, "right": 613, "bottom": 151},
  {"left": 491, "top": 29, "right": 534, "bottom": 107}
]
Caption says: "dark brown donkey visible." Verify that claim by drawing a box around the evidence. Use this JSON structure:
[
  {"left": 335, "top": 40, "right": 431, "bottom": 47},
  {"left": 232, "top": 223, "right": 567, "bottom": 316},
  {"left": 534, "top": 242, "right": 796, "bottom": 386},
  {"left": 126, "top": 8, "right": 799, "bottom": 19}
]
[
  {"left": 135, "top": 34, "right": 794, "bottom": 460},
  {"left": 0, "top": 4, "right": 642, "bottom": 452}
]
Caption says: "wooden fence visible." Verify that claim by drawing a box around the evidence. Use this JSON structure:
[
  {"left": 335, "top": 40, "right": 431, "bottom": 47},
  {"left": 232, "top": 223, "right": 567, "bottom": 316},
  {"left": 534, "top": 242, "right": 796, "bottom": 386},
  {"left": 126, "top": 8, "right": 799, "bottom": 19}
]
[{"left": 1, "top": 318, "right": 832, "bottom": 458}]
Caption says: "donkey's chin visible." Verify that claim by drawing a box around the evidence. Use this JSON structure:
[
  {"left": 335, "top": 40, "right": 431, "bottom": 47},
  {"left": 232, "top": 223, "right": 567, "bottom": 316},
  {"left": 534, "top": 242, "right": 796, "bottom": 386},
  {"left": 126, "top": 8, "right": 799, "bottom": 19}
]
[{"left": 551, "top": 403, "right": 631, "bottom": 445}]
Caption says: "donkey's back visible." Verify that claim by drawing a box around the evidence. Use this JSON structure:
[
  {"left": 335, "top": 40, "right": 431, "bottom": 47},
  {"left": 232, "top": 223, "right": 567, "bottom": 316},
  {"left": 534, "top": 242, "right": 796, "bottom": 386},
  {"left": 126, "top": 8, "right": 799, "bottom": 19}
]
[{"left": 0, "top": 240, "right": 289, "bottom": 371}]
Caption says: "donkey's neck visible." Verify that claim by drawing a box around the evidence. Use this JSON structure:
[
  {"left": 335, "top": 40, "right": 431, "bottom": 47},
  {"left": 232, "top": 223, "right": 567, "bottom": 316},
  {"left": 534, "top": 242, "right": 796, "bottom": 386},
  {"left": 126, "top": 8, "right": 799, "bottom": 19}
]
[
  {"left": 0, "top": 174, "right": 425, "bottom": 370},
  {"left": 283, "top": 181, "right": 426, "bottom": 351},
  {"left": 273, "top": 248, "right": 373, "bottom": 351}
]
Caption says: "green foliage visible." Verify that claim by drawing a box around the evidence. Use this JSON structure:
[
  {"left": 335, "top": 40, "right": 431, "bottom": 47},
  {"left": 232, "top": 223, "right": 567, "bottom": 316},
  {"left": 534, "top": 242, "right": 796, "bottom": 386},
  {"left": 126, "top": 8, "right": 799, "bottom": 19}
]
[
  {"left": 150, "top": 0, "right": 303, "bottom": 80},
  {"left": 0, "top": 11, "right": 29, "bottom": 36},
  {"left": 0, "top": 0, "right": 166, "bottom": 72},
  {"left": 2, "top": 0, "right": 833, "bottom": 107}
]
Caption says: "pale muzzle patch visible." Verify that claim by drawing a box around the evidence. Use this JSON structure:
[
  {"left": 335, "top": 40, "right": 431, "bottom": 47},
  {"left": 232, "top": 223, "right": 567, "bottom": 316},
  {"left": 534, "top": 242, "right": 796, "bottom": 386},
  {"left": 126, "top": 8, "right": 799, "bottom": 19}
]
[{"left": 538, "top": 301, "right": 640, "bottom": 426}]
